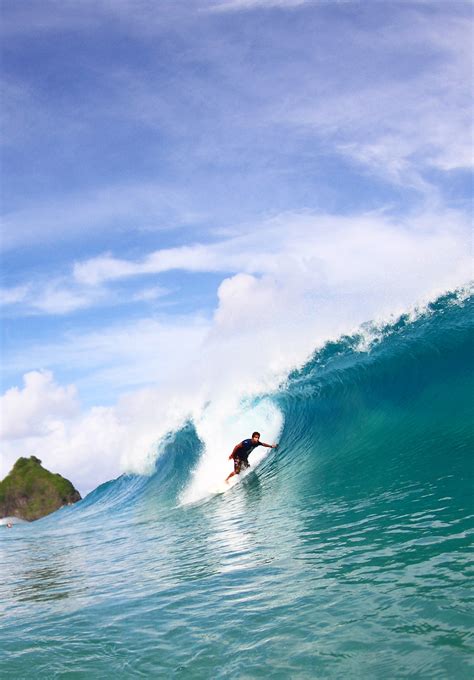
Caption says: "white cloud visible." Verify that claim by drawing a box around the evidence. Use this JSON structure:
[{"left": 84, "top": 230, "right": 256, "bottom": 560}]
[
  {"left": 2, "top": 2, "right": 471, "bottom": 267},
  {"left": 0, "top": 278, "right": 96, "bottom": 315},
  {"left": 1, "top": 182, "right": 206, "bottom": 253},
  {"left": 32, "top": 283, "right": 100, "bottom": 315},
  {"left": 273, "top": 11, "right": 473, "bottom": 184},
  {"left": 73, "top": 255, "right": 147, "bottom": 286},
  {"left": 6, "top": 206, "right": 471, "bottom": 324},
  {"left": 72, "top": 208, "right": 472, "bottom": 292},
  {"left": 0, "top": 313, "right": 210, "bottom": 492},
  {"left": 0, "top": 401, "right": 126, "bottom": 493},
  {"left": 1, "top": 205, "right": 471, "bottom": 493},
  {"left": 2, "top": 315, "right": 211, "bottom": 405},
  {"left": 73, "top": 243, "right": 235, "bottom": 286},
  {"left": 0, "top": 274, "right": 172, "bottom": 316},
  {"left": 0, "top": 370, "right": 79, "bottom": 440},
  {"left": 1, "top": 1, "right": 473, "bottom": 496},
  {"left": 207, "top": 0, "right": 310, "bottom": 11},
  {"left": 0, "top": 285, "right": 29, "bottom": 305},
  {"left": 131, "top": 286, "right": 170, "bottom": 302}
]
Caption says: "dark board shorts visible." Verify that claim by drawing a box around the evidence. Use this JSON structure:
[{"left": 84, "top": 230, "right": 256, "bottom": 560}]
[{"left": 234, "top": 457, "right": 250, "bottom": 474}]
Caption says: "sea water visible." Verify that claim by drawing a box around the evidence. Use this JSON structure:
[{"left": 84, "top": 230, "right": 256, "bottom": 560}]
[{"left": 1, "top": 291, "right": 473, "bottom": 678}]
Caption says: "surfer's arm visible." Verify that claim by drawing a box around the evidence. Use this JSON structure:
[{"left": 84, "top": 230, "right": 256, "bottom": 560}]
[
  {"left": 260, "top": 442, "right": 278, "bottom": 449},
  {"left": 229, "top": 443, "right": 243, "bottom": 460}
]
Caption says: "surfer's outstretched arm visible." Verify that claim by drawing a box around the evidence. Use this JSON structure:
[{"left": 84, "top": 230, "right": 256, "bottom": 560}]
[{"left": 260, "top": 442, "right": 278, "bottom": 449}]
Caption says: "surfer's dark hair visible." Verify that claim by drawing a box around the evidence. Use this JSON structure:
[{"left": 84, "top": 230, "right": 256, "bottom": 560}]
[{"left": 252, "top": 431, "right": 260, "bottom": 438}]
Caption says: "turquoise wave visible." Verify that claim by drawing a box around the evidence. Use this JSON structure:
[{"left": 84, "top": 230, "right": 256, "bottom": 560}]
[{"left": 1, "top": 290, "right": 473, "bottom": 678}]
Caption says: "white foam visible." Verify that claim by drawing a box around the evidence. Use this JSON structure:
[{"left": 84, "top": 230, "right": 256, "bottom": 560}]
[
  {"left": 180, "top": 397, "right": 284, "bottom": 505},
  {"left": 0, "top": 516, "right": 28, "bottom": 526},
  {"left": 2, "top": 210, "right": 471, "bottom": 494}
]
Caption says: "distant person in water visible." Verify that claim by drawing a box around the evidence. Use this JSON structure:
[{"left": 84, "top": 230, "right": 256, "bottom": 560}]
[{"left": 225, "top": 432, "right": 278, "bottom": 483}]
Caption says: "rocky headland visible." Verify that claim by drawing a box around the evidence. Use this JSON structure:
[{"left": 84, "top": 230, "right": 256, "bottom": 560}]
[{"left": 0, "top": 456, "right": 81, "bottom": 521}]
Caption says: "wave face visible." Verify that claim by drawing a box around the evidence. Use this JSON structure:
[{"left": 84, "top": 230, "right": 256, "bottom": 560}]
[{"left": 1, "top": 291, "right": 473, "bottom": 678}]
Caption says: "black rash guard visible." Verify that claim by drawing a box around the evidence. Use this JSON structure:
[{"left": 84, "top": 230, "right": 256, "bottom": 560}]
[{"left": 236, "top": 439, "right": 262, "bottom": 463}]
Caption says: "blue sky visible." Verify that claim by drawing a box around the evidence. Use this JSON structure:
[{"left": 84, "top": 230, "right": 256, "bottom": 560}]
[{"left": 1, "top": 0, "right": 472, "bottom": 492}]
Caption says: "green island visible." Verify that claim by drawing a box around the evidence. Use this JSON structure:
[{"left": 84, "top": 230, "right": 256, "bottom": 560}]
[{"left": 0, "top": 456, "right": 81, "bottom": 521}]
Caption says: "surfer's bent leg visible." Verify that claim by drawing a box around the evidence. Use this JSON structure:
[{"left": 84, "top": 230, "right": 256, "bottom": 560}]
[{"left": 225, "top": 457, "right": 242, "bottom": 483}]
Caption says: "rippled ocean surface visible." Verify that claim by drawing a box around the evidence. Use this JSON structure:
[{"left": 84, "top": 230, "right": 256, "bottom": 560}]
[{"left": 1, "top": 292, "right": 473, "bottom": 678}]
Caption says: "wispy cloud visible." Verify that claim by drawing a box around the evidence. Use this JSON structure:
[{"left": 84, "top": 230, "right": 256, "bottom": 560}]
[
  {"left": 2, "top": 182, "right": 207, "bottom": 252},
  {"left": 0, "top": 285, "right": 29, "bottom": 305},
  {"left": 73, "top": 207, "right": 472, "bottom": 286},
  {"left": 206, "top": 0, "right": 311, "bottom": 11},
  {"left": 2, "top": 1, "right": 471, "bottom": 262},
  {"left": 6, "top": 203, "right": 472, "bottom": 326},
  {"left": 2, "top": 314, "right": 211, "bottom": 408},
  {"left": 0, "top": 1, "right": 104, "bottom": 36},
  {"left": 0, "top": 273, "right": 171, "bottom": 316},
  {"left": 266, "top": 10, "right": 473, "bottom": 186},
  {"left": 73, "top": 243, "right": 237, "bottom": 286},
  {"left": 2, "top": 0, "right": 472, "bottom": 493},
  {"left": 2, "top": 204, "right": 471, "bottom": 490},
  {"left": 0, "top": 370, "right": 79, "bottom": 440}
]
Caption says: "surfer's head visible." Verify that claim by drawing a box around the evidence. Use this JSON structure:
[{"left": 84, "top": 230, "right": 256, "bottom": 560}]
[{"left": 251, "top": 432, "right": 260, "bottom": 442}]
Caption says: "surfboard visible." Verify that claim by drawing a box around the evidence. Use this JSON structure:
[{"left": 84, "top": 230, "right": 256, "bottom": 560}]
[{"left": 213, "top": 483, "right": 228, "bottom": 495}]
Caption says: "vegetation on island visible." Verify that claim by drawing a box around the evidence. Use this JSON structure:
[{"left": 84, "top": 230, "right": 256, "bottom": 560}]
[{"left": 0, "top": 456, "right": 81, "bottom": 521}]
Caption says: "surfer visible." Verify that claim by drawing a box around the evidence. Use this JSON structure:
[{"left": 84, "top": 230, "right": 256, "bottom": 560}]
[{"left": 225, "top": 431, "right": 278, "bottom": 483}]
